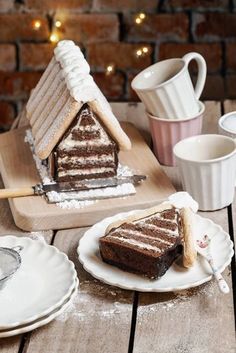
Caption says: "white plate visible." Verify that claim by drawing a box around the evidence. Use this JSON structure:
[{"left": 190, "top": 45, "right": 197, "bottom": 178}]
[
  {"left": 0, "top": 236, "right": 77, "bottom": 329},
  {"left": 78, "top": 210, "right": 234, "bottom": 292},
  {"left": 0, "top": 278, "right": 78, "bottom": 338}
]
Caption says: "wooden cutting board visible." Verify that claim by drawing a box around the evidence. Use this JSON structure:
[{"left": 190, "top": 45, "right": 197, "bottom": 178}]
[{"left": 0, "top": 123, "right": 175, "bottom": 231}]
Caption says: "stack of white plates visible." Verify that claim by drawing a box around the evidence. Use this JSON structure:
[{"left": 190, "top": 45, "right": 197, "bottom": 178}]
[{"left": 0, "top": 236, "right": 78, "bottom": 338}]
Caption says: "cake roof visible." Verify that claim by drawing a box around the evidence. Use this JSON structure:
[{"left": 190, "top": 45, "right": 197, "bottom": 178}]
[{"left": 26, "top": 40, "right": 131, "bottom": 160}]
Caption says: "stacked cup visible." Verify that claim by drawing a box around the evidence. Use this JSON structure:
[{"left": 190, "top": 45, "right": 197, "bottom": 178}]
[{"left": 131, "top": 52, "right": 207, "bottom": 166}]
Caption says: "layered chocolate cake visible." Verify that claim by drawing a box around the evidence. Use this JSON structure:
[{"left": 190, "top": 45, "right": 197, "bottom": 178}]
[
  {"left": 54, "top": 105, "right": 118, "bottom": 182},
  {"left": 99, "top": 204, "right": 195, "bottom": 279}
]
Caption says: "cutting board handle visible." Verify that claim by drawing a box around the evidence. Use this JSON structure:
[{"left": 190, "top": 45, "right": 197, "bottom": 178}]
[{"left": 0, "top": 187, "right": 34, "bottom": 199}]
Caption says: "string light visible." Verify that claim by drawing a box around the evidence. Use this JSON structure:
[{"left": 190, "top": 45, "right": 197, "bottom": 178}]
[
  {"left": 139, "top": 13, "right": 146, "bottom": 20},
  {"left": 55, "top": 20, "right": 62, "bottom": 28},
  {"left": 135, "top": 17, "right": 142, "bottom": 25},
  {"left": 134, "top": 12, "right": 146, "bottom": 25},
  {"left": 32, "top": 20, "right": 42, "bottom": 30},
  {"left": 136, "top": 46, "right": 150, "bottom": 58},
  {"left": 136, "top": 49, "right": 143, "bottom": 57},
  {"left": 142, "top": 46, "right": 149, "bottom": 54},
  {"left": 106, "top": 64, "right": 115, "bottom": 76},
  {"left": 50, "top": 33, "right": 59, "bottom": 43}
]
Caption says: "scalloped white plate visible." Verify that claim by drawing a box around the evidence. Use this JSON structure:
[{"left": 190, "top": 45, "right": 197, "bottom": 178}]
[
  {"left": 0, "top": 278, "right": 78, "bottom": 338},
  {"left": 0, "top": 236, "right": 77, "bottom": 329},
  {"left": 78, "top": 210, "right": 234, "bottom": 292}
]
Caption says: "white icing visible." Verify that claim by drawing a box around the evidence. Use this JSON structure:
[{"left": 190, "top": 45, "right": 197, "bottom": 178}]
[
  {"left": 167, "top": 192, "right": 198, "bottom": 213},
  {"left": 58, "top": 167, "right": 114, "bottom": 177},
  {"left": 54, "top": 40, "right": 96, "bottom": 102},
  {"left": 111, "top": 236, "right": 162, "bottom": 252},
  {"left": 137, "top": 222, "right": 178, "bottom": 237},
  {"left": 58, "top": 154, "right": 115, "bottom": 164}
]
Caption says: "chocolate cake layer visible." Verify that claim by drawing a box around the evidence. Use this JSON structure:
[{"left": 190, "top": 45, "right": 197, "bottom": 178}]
[
  {"left": 58, "top": 160, "right": 117, "bottom": 170},
  {"left": 57, "top": 170, "right": 116, "bottom": 182},
  {"left": 57, "top": 145, "right": 117, "bottom": 158},
  {"left": 99, "top": 207, "right": 183, "bottom": 279}
]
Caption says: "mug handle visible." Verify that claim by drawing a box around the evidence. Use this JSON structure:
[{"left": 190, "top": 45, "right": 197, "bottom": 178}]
[{"left": 182, "top": 52, "right": 207, "bottom": 100}]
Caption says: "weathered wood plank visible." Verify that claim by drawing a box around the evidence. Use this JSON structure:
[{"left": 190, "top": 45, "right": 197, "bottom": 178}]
[
  {"left": 25, "top": 228, "right": 133, "bottom": 353},
  {"left": 134, "top": 101, "right": 235, "bottom": 353}
]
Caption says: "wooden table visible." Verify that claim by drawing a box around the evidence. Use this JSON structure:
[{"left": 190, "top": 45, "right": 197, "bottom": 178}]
[{"left": 0, "top": 101, "right": 235, "bottom": 353}]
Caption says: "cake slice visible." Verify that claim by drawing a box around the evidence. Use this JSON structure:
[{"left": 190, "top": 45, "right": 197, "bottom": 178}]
[{"left": 99, "top": 203, "right": 196, "bottom": 279}]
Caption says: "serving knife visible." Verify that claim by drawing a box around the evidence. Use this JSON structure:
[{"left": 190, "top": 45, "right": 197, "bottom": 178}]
[{"left": 0, "top": 175, "right": 146, "bottom": 199}]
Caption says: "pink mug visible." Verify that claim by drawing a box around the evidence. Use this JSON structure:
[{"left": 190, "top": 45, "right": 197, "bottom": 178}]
[{"left": 148, "top": 102, "right": 204, "bottom": 166}]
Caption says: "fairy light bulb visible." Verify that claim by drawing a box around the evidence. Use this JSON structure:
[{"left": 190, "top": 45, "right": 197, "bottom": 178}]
[
  {"left": 134, "top": 12, "right": 146, "bottom": 25},
  {"left": 50, "top": 33, "right": 59, "bottom": 43},
  {"left": 106, "top": 64, "right": 115, "bottom": 75},
  {"left": 33, "top": 20, "right": 42, "bottom": 30},
  {"left": 55, "top": 20, "right": 62, "bottom": 28},
  {"left": 135, "top": 17, "right": 142, "bottom": 24},
  {"left": 142, "top": 46, "right": 149, "bottom": 54},
  {"left": 136, "top": 49, "right": 142, "bottom": 57}
]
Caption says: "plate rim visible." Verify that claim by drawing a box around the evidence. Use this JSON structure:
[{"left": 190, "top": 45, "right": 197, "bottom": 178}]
[
  {"left": 77, "top": 210, "right": 234, "bottom": 292},
  {"left": 0, "top": 278, "right": 79, "bottom": 338},
  {"left": 0, "top": 235, "right": 78, "bottom": 329}
]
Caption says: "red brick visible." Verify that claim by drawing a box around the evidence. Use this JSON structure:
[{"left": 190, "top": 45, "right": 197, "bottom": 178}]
[
  {"left": 92, "top": 0, "right": 157, "bottom": 12},
  {"left": 87, "top": 43, "right": 152, "bottom": 71},
  {"left": 194, "top": 13, "right": 236, "bottom": 41},
  {"left": 0, "top": 72, "right": 41, "bottom": 98},
  {"left": 25, "top": 0, "right": 91, "bottom": 11},
  {"left": 159, "top": 43, "right": 222, "bottom": 73},
  {"left": 163, "top": 0, "right": 228, "bottom": 10},
  {"left": 93, "top": 72, "right": 125, "bottom": 99},
  {"left": 61, "top": 14, "right": 119, "bottom": 43},
  {"left": 0, "top": 102, "right": 15, "bottom": 131},
  {"left": 226, "top": 75, "right": 236, "bottom": 98},
  {"left": 0, "top": 14, "right": 49, "bottom": 41},
  {"left": 0, "top": 0, "right": 14, "bottom": 12},
  {"left": 0, "top": 45, "right": 16, "bottom": 71},
  {"left": 20, "top": 44, "right": 54, "bottom": 71},
  {"left": 125, "top": 14, "right": 189, "bottom": 42},
  {"left": 200, "top": 75, "right": 224, "bottom": 100},
  {"left": 226, "top": 44, "right": 236, "bottom": 72}
]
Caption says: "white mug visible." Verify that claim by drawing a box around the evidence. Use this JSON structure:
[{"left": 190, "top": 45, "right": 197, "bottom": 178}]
[
  {"left": 173, "top": 134, "right": 236, "bottom": 211},
  {"left": 218, "top": 111, "right": 236, "bottom": 139},
  {"left": 131, "top": 52, "right": 207, "bottom": 120}
]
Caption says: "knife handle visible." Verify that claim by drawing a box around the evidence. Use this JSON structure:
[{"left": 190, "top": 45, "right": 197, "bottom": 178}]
[{"left": 0, "top": 187, "right": 35, "bottom": 199}]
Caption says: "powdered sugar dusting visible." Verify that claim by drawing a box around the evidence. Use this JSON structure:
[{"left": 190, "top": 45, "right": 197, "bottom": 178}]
[
  {"left": 25, "top": 129, "right": 136, "bottom": 209},
  {"left": 25, "top": 129, "right": 54, "bottom": 185}
]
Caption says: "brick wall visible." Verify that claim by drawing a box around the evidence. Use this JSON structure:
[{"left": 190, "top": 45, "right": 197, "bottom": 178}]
[{"left": 0, "top": 0, "right": 235, "bottom": 130}]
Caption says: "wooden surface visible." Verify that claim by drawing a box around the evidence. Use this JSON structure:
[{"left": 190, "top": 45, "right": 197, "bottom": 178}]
[
  {"left": 0, "top": 123, "right": 175, "bottom": 231},
  {"left": 0, "top": 101, "right": 235, "bottom": 353}
]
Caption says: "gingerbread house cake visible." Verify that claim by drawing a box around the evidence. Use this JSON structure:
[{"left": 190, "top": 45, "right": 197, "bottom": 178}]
[{"left": 26, "top": 40, "right": 131, "bottom": 183}]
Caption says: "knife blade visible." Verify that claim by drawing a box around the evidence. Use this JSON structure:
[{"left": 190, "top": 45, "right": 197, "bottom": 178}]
[
  {"left": 38, "top": 175, "right": 146, "bottom": 194},
  {"left": 0, "top": 175, "right": 146, "bottom": 200}
]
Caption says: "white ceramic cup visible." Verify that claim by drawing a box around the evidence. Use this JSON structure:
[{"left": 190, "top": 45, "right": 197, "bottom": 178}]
[
  {"left": 173, "top": 134, "right": 236, "bottom": 211},
  {"left": 131, "top": 52, "right": 207, "bottom": 120},
  {"left": 218, "top": 111, "right": 236, "bottom": 138}
]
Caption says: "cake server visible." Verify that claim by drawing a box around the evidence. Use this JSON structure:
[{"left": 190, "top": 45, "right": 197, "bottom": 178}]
[{"left": 0, "top": 175, "right": 146, "bottom": 199}]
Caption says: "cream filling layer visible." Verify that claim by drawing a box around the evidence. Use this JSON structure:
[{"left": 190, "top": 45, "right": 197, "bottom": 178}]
[
  {"left": 58, "top": 154, "right": 115, "bottom": 164},
  {"left": 111, "top": 228, "right": 173, "bottom": 246},
  {"left": 58, "top": 167, "right": 114, "bottom": 177},
  {"left": 110, "top": 236, "right": 162, "bottom": 252}
]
